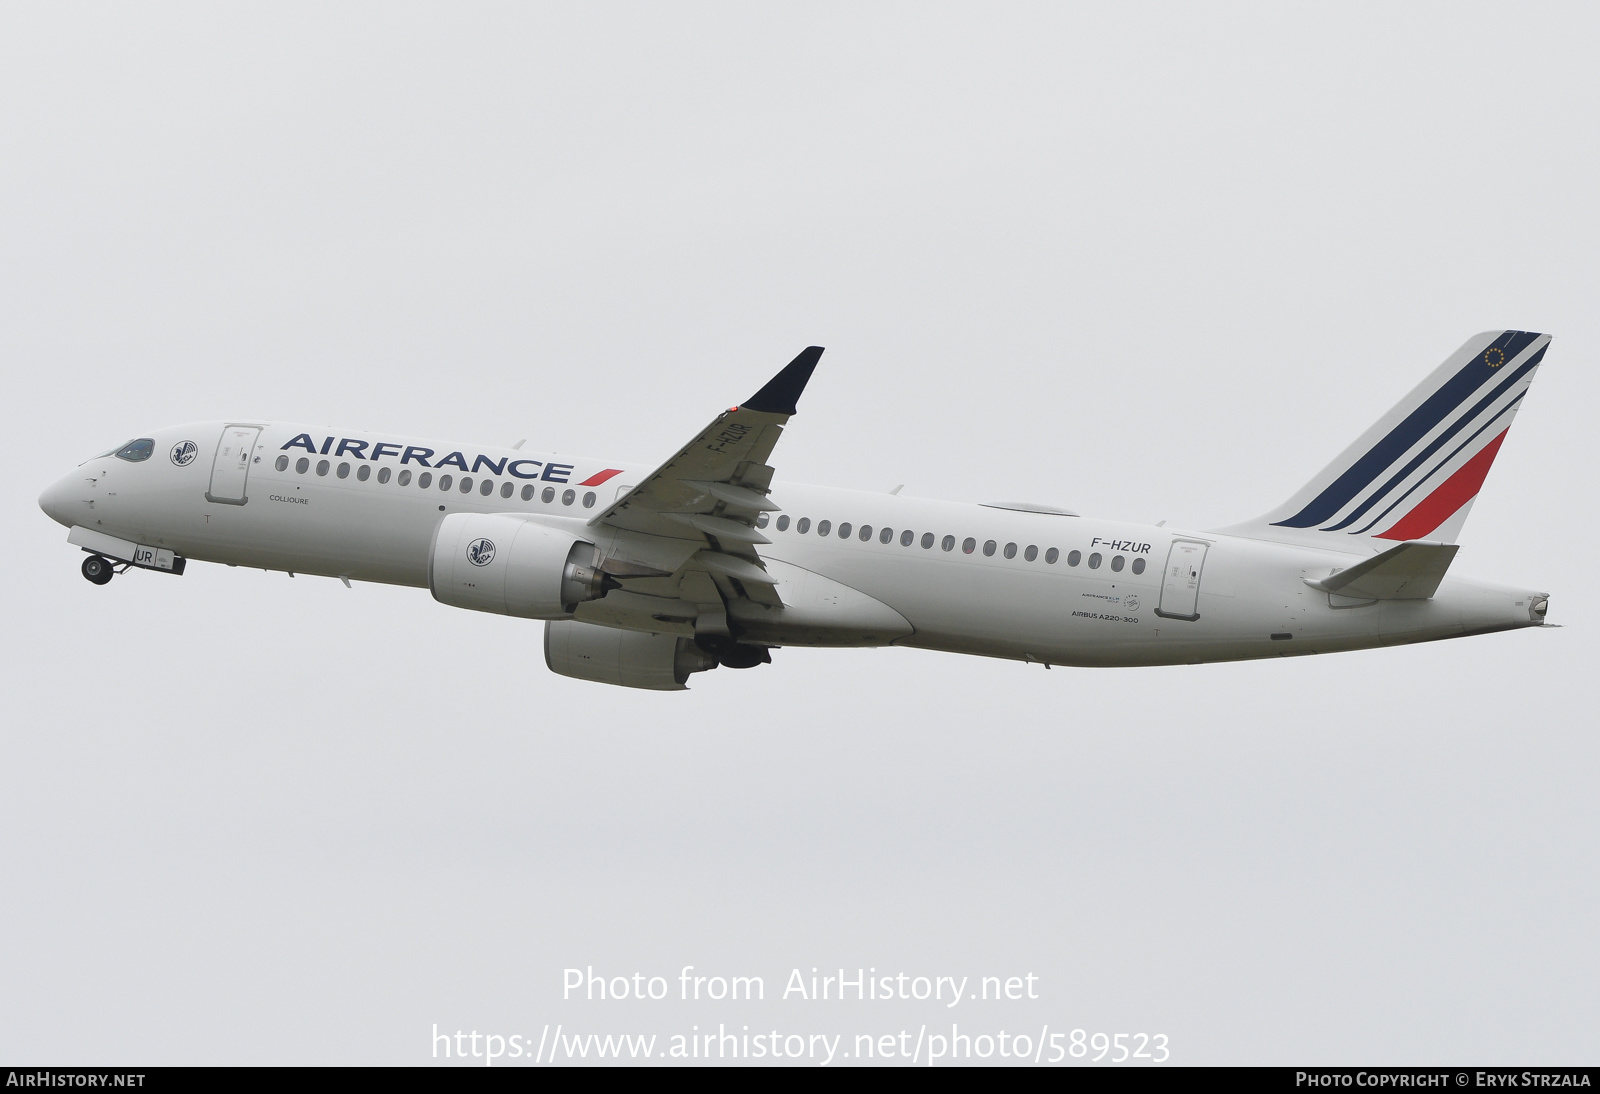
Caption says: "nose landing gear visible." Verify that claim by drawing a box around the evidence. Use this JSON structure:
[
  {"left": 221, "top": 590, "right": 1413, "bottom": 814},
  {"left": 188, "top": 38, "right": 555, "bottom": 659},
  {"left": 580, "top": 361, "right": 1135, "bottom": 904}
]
[{"left": 81, "top": 555, "right": 115, "bottom": 585}]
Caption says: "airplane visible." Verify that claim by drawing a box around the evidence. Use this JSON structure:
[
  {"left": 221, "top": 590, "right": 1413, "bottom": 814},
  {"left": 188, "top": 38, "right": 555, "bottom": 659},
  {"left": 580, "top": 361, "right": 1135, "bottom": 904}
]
[{"left": 37, "top": 330, "right": 1553, "bottom": 690}]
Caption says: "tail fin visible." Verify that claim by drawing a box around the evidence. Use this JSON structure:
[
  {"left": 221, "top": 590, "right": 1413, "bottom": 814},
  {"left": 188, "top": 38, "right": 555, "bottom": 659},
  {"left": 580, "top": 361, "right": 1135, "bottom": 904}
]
[{"left": 1214, "top": 330, "right": 1550, "bottom": 550}]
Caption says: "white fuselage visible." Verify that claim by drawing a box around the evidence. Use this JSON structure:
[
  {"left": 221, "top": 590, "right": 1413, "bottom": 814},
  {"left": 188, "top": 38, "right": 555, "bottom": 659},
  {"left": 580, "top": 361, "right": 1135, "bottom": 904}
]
[{"left": 38, "top": 421, "right": 1546, "bottom": 668}]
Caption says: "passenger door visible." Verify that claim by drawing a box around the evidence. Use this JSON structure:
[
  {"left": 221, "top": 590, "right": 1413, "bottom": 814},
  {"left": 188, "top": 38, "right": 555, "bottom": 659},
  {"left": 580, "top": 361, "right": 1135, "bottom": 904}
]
[
  {"left": 1156, "top": 539, "right": 1208, "bottom": 620},
  {"left": 206, "top": 426, "right": 262, "bottom": 505}
]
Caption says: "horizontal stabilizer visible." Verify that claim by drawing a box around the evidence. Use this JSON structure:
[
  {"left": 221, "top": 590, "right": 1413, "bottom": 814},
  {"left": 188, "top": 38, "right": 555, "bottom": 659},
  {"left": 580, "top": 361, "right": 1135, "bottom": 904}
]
[{"left": 1304, "top": 541, "right": 1459, "bottom": 600}]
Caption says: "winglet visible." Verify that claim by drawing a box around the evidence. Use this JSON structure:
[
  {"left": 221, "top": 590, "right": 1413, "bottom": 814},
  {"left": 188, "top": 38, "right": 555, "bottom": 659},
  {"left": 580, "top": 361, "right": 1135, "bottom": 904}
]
[{"left": 742, "top": 346, "right": 823, "bottom": 415}]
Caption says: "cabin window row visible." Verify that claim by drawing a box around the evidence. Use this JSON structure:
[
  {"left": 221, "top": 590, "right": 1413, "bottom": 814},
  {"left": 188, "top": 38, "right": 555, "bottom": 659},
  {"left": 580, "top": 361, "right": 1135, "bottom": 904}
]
[
  {"left": 273, "top": 454, "right": 597, "bottom": 508},
  {"left": 764, "top": 513, "right": 1147, "bottom": 574}
]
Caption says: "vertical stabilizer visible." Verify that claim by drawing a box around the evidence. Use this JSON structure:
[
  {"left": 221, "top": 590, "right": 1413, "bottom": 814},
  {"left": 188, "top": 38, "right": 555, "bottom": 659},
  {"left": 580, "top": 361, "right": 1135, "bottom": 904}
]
[{"left": 1213, "top": 331, "right": 1550, "bottom": 550}]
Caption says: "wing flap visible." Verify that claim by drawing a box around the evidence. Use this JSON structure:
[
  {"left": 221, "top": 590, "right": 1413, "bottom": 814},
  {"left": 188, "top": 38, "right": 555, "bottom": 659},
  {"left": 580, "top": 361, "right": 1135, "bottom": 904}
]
[
  {"left": 692, "top": 549, "right": 772, "bottom": 584},
  {"left": 668, "top": 513, "right": 772, "bottom": 544},
  {"left": 683, "top": 480, "right": 784, "bottom": 512}
]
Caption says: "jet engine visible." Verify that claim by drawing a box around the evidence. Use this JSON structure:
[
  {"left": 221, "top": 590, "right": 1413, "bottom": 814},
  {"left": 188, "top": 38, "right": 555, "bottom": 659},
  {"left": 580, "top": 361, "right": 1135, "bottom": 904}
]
[
  {"left": 544, "top": 619, "right": 719, "bottom": 691},
  {"left": 430, "top": 513, "right": 613, "bottom": 619}
]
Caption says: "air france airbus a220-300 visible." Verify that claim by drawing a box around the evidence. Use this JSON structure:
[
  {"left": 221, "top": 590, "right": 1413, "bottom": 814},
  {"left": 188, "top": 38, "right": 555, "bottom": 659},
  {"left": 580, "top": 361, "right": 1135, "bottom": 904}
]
[{"left": 38, "top": 331, "right": 1553, "bottom": 690}]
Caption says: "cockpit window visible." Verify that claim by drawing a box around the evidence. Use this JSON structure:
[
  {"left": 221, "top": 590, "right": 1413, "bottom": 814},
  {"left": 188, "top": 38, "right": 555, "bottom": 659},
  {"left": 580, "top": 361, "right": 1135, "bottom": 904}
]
[{"left": 113, "top": 438, "right": 155, "bottom": 462}]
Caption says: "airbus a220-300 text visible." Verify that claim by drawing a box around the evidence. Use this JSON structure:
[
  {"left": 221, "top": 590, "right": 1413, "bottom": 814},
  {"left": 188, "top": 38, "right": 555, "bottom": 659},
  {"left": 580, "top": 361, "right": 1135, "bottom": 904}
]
[{"left": 38, "top": 331, "right": 1553, "bottom": 689}]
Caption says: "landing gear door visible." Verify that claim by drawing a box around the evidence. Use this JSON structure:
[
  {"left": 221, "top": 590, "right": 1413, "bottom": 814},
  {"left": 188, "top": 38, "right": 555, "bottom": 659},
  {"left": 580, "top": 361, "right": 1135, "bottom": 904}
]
[
  {"left": 1156, "top": 539, "right": 1208, "bottom": 621},
  {"left": 206, "top": 426, "right": 261, "bottom": 505}
]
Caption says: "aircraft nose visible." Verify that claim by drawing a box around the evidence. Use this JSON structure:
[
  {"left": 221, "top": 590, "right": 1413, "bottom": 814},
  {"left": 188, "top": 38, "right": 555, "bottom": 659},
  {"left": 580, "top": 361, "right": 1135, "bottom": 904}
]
[{"left": 38, "top": 474, "right": 79, "bottom": 528}]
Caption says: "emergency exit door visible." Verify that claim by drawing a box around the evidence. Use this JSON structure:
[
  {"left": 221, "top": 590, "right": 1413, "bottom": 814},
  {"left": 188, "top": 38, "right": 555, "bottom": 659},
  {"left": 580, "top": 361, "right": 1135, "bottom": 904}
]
[
  {"left": 206, "top": 426, "right": 261, "bottom": 505},
  {"left": 1155, "top": 539, "right": 1208, "bottom": 621}
]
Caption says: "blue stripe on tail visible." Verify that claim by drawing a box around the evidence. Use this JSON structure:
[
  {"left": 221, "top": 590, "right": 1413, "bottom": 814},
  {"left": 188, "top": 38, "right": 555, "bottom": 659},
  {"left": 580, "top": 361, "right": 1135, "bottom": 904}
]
[
  {"left": 1320, "top": 345, "right": 1545, "bottom": 531},
  {"left": 1271, "top": 331, "right": 1541, "bottom": 529}
]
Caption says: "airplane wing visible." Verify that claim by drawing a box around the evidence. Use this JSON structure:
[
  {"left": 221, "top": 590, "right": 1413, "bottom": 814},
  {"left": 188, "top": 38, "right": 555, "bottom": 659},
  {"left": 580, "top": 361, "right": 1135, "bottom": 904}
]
[{"left": 582, "top": 347, "right": 822, "bottom": 629}]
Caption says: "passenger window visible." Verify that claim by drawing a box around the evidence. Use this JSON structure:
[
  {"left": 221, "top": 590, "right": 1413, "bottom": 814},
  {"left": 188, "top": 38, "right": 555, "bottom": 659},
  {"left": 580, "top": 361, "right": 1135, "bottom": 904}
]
[
  {"left": 337, "top": 462, "right": 350, "bottom": 479},
  {"left": 1024, "top": 545, "right": 1038, "bottom": 561},
  {"left": 1004, "top": 542, "right": 1017, "bottom": 559},
  {"left": 521, "top": 484, "right": 535, "bottom": 500},
  {"left": 316, "top": 460, "right": 330, "bottom": 476},
  {"left": 880, "top": 527, "right": 893, "bottom": 544},
  {"left": 562, "top": 489, "right": 575, "bottom": 505},
  {"left": 797, "top": 517, "right": 811, "bottom": 533},
  {"left": 962, "top": 537, "right": 976, "bottom": 554},
  {"left": 418, "top": 472, "right": 432, "bottom": 488},
  {"left": 1132, "top": 557, "right": 1146, "bottom": 575},
  {"left": 860, "top": 525, "right": 873, "bottom": 542},
  {"left": 1045, "top": 547, "right": 1059, "bottom": 564},
  {"left": 357, "top": 464, "right": 371, "bottom": 481},
  {"left": 838, "top": 522, "right": 852, "bottom": 538},
  {"left": 1067, "top": 549, "right": 1081, "bottom": 566},
  {"left": 480, "top": 479, "right": 494, "bottom": 496},
  {"left": 817, "top": 520, "right": 832, "bottom": 536},
  {"left": 439, "top": 474, "right": 452, "bottom": 490},
  {"left": 941, "top": 535, "right": 955, "bottom": 552},
  {"left": 902, "top": 530, "right": 915, "bottom": 546},
  {"left": 1088, "top": 552, "right": 1102, "bottom": 569},
  {"left": 378, "top": 467, "right": 392, "bottom": 484},
  {"left": 114, "top": 439, "right": 154, "bottom": 462},
  {"left": 275, "top": 455, "right": 289, "bottom": 472},
  {"left": 459, "top": 477, "right": 473, "bottom": 493},
  {"left": 921, "top": 532, "right": 934, "bottom": 549},
  {"left": 777, "top": 515, "right": 791, "bottom": 531},
  {"left": 756, "top": 512, "right": 769, "bottom": 528},
  {"left": 581, "top": 491, "right": 594, "bottom": 508},
  {"left": 399, "top": 469, "right": 413, "bottom": 486},
  {"left": 295, "top": 457, "right": 309, "bottom": 474},
  {"left": 1111, "top": 555, "right": 1125, "bottom": 572},
  {"left": 542, "top": 487, "right": 555, "bottom": 503},
  {"left": 500, "top": 481, "right": 513, "bottom": 498},
  {"left": 983, "top": 540, "right": 996, "bottom": 556}
]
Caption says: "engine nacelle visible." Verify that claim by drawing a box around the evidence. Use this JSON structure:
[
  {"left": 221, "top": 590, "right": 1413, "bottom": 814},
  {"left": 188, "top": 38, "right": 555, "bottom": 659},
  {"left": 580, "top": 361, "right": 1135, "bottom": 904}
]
[
  {"left": 430, "top": 513, "right": 610, "bottom": 619},
  {"left": 544, "top": 619, "right": 718, "bottom": 691}
]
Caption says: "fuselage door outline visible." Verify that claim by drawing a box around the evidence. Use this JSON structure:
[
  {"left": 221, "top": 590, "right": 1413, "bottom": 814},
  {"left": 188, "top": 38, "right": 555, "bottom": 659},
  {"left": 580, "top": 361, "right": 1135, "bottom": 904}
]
[
  {"left": 1155, "top": 538, "right": 1209, "bottom": 621},
  {"left": 205, "top": 425, "right": 262, "bottom": 506}
]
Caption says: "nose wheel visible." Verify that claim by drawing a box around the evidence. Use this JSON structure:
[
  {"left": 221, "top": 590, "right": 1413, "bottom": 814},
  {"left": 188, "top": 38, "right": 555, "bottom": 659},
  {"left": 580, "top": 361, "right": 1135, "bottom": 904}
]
[{"left": 81, "top": 555, "right": 115, "bottom": 585}]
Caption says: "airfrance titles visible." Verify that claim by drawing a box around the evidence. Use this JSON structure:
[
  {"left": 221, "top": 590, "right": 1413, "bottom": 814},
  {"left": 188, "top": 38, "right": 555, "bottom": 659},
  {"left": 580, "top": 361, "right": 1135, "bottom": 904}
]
[{"left": 279, "top": 434, "right": 579, "bottom": 484}]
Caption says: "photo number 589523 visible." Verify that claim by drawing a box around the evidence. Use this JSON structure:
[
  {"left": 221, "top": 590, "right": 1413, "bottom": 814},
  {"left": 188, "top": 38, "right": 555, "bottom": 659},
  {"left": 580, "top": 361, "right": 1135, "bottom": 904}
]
[{"left": 1066, "top": 1030, "right": 1169, "bottom": 1063}]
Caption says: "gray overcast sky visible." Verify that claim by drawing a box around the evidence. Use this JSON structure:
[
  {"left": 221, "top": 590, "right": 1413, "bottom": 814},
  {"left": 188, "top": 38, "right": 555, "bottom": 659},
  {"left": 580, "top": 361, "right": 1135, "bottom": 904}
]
[{"left": 2, "top": 2, "right": 1596, "bottom": 1066}]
